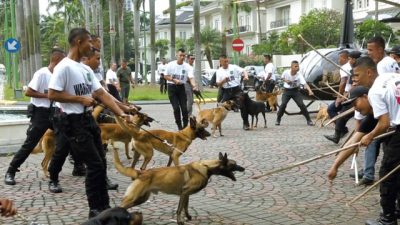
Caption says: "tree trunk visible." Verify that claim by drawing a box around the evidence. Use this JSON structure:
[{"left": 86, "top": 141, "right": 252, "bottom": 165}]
[
  {"left": 205, "top": 47, "right": 213, "bottom": 71},
  {"left": 169, "top": 0, "right": 176, "bottom": 59},
  {"left": 16, "top": 0, "right": 28, "bottom": 84},
  {"left": 118, "top": 0, "right": 125, "bottom": 62},
  {"left": 109, "top": 0, "right": 116, "bottom": 64},
  {"left": 83, "top": 0, "right": 90, "bottom": 30},
  {"left": 149, "top": 0, "right": 156, "bottom": 84},
  {"left": 24, "top": 0, "right": 35, "bottom": 83},
  {"left": 193, "top": 0, "right": 202, "bottom": 89},
  {"left": 221, "top": 5, "right": 229, "bottom": 55},
  {"left": 98, "top": 0, "right": 105, "bottom": 67},
  {"left": 31, "top": 0, "right": 41, "bottom": 71},
  {"left": 133, "top": 0, "right": 142, "bottom": 82}
]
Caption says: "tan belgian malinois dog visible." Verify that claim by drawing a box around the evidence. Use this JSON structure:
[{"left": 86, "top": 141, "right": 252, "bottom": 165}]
[
  {"left": 113, "top": 149, "right": 245, "bottom": 225},
  {"left": 255, "top": 88, "right": 280, "bottom": 111},
  {"left": 115, "top": 116, "right": 211, "bottom": 170},
  {"left": 32, "top": 108, "right": 153, "bottom": 177},
  {"left": 196, "top": 100, "right": 236, "bottom": 137}
]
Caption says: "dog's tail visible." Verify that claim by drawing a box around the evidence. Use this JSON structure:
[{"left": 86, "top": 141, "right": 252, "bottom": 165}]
[
  {"left": 31, "top": 137, "right": 44, "bottom": 154},
  {"left": 92, "top": 104, "right": 105, "bottom": 121},
  {"left": 113, "top": 148, "right": 140, "bottom": 179}
]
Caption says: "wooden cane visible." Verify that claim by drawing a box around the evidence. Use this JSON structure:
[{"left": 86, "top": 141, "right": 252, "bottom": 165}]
[
  {"left": 347, "top": 163, "right": 400, "bottom": 206},
  {"left": 251, "top": 131, "right": 395, "bottom": 179},
  {"left": 325, "top": 81, "right": 348, "bottom": 100},
  {"left": 324, "top": 107, "right": 355, "bottom": 127}
]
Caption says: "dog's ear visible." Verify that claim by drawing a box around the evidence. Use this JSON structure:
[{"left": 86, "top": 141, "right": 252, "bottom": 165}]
[
  {"left": 219, "top": 152, "right": 223, "bottom": 160},
  {"left": 190, "top": 116, "right": 196, "bottom": 129}
]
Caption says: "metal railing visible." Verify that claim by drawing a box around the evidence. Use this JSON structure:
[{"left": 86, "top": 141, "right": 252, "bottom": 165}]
[
  {"left": 270, "top": 18, "right": 290, "bottom": 29},
  {"left": 226, "top": 25, "right": 252, "bottom": 35}
]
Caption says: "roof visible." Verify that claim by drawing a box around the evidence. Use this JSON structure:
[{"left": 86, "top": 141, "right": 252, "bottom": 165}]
[
  {"left": 365, "top": 8, "right": 400, "bottom": 22},
  {"left": 156, "top": 11, "right": 193, "bottom": 25}
]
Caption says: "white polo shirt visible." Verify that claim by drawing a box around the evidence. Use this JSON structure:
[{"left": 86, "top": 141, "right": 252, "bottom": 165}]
[
  {"left": 281, "top": 69, "right": 306, "bottom": 89},
  {"left": 165, "top": 60, "right": 194, "bottom": 84},
  {"left": 264, "top": 62, "right": 277, "bottom": 81},
  {"left": 377, "top": 56, "right": 400, "bottom": 75},
  {"left": 216, "top": 64, "right": 244, "bottom": 88},
  {"left": 340, "top": 62, "right": 352, "bottom": 92},
  {"left": 28, "top": 67, "right": 51, "bottom": 108},
  {"left": 105, "top": 69, "right": 118, "bottom": 85},
  {"left": 158, "top": 63, "right": 167, "bottom": 76},
  {"left": 368, "top": 72, "right": 400, "bottom": 126},
  {"left": 49, "top": 57, "right": 102, "bottom": 114}
]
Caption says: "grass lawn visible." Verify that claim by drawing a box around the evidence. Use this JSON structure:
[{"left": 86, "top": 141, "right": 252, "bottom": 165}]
[{"left": 4, "top": 84, "right": 219, "bottom": 101}]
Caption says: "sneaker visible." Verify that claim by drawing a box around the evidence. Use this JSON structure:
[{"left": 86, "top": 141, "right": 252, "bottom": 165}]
[
  {"left": 349, "top": 171, "right": 364, "bottom": 179},
  {"left": 357, "top": 178, "right": 374, "bottom": 186},
  {"left": 106, "top": 178, "right": 119, "bottom": 190},
  {"left": 49, "top": 180, "right": 63, "bottom": 193},
  {"left": 275, "top": 120, "right": 280, "bottom": 126},
  {"left": 243, "top": 125, "right": 250, "bottom": 130},
  {"left": 88, "top": 209, "right": 101, "bottom": 219},
  {"left": 4, "top": 172, "right": 16, "bottom": 185},
  {"left": 307, "top": 120, "right": 314, "bottom": 126}
]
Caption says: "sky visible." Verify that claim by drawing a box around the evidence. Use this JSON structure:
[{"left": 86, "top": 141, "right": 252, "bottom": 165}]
[{"left": 39, "top": 0, "right": 170, "bottom": 16}]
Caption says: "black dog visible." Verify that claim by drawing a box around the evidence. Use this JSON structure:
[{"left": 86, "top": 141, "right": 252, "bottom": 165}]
[
  {"left": 193, "top": 89, "right": 206, "bottom": 104},
  {"left": 238, "top": 92, "right": 267, "bottom": 129}
]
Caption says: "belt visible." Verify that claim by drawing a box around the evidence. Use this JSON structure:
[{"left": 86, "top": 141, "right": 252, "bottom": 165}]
[
  {"left": 168, "top": 83, "right": 184, "bottom": 86},
  {"left": 223, "top": 86, "right": 240, "bottom": 90},
  {"left": 284, "top": 87, "right": 299, "bottom": 91},
  {"left": 66, "top": 111, "right": 92, "bottom": 122},
  {"left": 35, "top": 106, "right": 51, "bottom": 112}
]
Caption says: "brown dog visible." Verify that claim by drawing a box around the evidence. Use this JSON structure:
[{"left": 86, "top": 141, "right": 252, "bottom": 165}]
[
  {"left": 115, "top": 116, "right": 210, "bottom": 170},
  {"left": 196, "top": 100, "right": 235, "bottom": 137},
  {"left": 113, "top": 149, "right": 245, "bottom": 225},
  {"left": 255, "top": 89, "right": 279, "bottom": 111},
  {"left": 314, "top": 104, "right": 329, "bottom": 127},
  {"left": 32, "top": 111, "right": 153, "bottom": 177}
]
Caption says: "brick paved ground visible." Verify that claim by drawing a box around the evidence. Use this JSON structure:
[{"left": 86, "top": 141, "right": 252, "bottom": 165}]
[{"left": 0, "top": 100, "right": 383, "bottom": 225}]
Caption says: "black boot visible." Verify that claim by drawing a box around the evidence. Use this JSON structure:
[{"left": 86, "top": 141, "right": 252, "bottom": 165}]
[
  {"left": 177, "top": 122, "right": 183, "bottom": 131},
  {"left": 324, "top": 130, "right": 341, "bottom": 144},
  {"left": 48, "top": 180, "right": 63, "bottom": 193},
  {"left": 106, "top": 177, "right": 118, "bottom": 190},
  {"left": 88, "top": 209, "right": 101, "bottom": 219},
  {"left": 4, "top": 171, "right": 16, "bottom": 185},
  {"left": 366, "top": 213, "right": 397, "bottom": 225}
]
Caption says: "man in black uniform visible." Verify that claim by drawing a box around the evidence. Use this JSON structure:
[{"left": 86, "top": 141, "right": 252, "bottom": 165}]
[
  {"left": 4, "top": 48, "right": 65, "bottom": 185},
  {"left": 47, "top": 28, "right": 133, "bottom": 218}
]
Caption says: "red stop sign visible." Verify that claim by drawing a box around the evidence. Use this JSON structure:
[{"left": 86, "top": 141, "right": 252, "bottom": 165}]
[{"left": 232, "top": 38, "right": 244, "bottom": 52}]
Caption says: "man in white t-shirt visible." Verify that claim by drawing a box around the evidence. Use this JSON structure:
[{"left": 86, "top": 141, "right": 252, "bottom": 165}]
[
  {"left": 47, "top": 28, "right": 133, "bottom": 219},
  {"left": 216, "top": 55, "right": 250, "bottom": 130},
  {"left": 367, "top": 36, "right": 400, "bottom": 75},
  {"left": 105, "top": 63, "right": 121, "bottom": 101},
  {"left": 4, "top": 48, "right": 65, "bottom": 186},
  {"left": 158, "top": 58, "right": 168, "bottom": 94},
  {"left": 164, "top": 49, "right": 197, "bottom": 130},
  {"left": 345, "top": 78, "right": 400, "bottom": 224},
  {"left": 263, "top": 54, "right": 277, "bottom": 93},
  {"left": 275, "top": 60, "right": 314, "bottom": 126}
]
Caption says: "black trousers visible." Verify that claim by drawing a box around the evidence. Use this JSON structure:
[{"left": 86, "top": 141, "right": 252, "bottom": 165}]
[
  {"left": 160, "top": 76, "right": 167, "bottom": 94},
  {"left": 106, "top": 84, "right": 122, "bottom": 102},
  {"left": 168, "top": 84, "right": 188, "bottom": 129},
  {"left": 379, "top": 129, "right": 400, "bottom": 215},
  {"left": 220, "top": 86, "right": 249, "bottom": 126},
  {"left": 49, "top": 112, "right": 109, "bottom": 210},
  {"left": 8, "top": 106, "right": 52, "bottom": 173},
  {"left": 335, "top": 103, "right": 354, "bottom": 134},
  {"left": 277, "top": 88, "right": 311, "bottom": 122}
]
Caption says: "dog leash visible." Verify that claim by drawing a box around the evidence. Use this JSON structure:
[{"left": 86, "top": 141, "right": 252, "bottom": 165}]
[{"left": 119, "top": 116, "right": 186, "bottom": 155}]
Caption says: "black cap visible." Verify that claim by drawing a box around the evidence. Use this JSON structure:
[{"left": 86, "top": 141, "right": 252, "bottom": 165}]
[
  {"left": 388, "top": 46, "right": 400, "bottom": 55},
  {"left": 342, "top": 86, "right": 370, "bottom": 106},
  {"left": 349, "top": 50, "right": 361, "bottom": 59}
]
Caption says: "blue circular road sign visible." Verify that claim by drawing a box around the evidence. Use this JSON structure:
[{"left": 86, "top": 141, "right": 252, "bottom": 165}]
[{"left": 4, "top": 38, "right": 21, "bottom": 53}]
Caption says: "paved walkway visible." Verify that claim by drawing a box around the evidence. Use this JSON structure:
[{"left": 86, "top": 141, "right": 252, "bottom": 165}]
[{"left": 0, "top": 101, "right": 382, "bottom": 225}]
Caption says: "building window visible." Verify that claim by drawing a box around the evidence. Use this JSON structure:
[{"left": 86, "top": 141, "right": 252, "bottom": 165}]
[
  {"left": 239, "top": 16, "right": 244, "bottom": 27},
  {"left": 246, "top": 14, "right": 250, "bottom": 28},
  {"left": 357, "top": 0, "right": 362, "bottom": 9},
  {"left": 321, "top": 0, "right": 327, "bottom": 8},
  {"left": 246, "top": 45, "right": 251, "bottom": 55},
  {"left": 214, "top": 19, "right": 220, "bottom": 30},
  {"left": 164, "top": 32, "right": 167, "bottom": 39},
  {"left": 179, "top": 31, "right": 186, "bottom": 40},
  {"left": 271, "top": 5, "right": 290, "bottom": 28},
  {"left": 365, "top": 0, "right": 369, "bottom": 7}
]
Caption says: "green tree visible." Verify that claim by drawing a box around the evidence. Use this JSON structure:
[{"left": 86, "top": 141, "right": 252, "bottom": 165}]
[
  {"left": 155, "top": 39, "right": 169, "bottom": 59},
  {"left": 355, "top": 19, "right": 395, "bottom": 47},
  {"left": 200, "top": 26, "right": 221, "bottom": 69},
  {"left": 288, "top": 9, "right": 342, "bottom": 53}
]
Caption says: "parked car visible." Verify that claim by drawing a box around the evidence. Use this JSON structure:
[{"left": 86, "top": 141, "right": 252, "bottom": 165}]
[{"left": 241, "top": 66, "right": 264, "bottom": 90}]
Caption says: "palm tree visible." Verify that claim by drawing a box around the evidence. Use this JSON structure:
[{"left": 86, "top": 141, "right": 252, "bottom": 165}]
[
  {"left": 109, "top": 0, "right": 116, "bottom": 63},
  {"left": 149, "top": 0, "right": 156, "bottom": 84},
  {"left": 201, "top": 26, "right": 221, "bottom": 69},
  {"left": 169, "top": 0, "right": 176, "bottom": 59},
  {"left": 155, "top": 39, "right": 169, "bottom": 58},
  {"left": 133, "top": 0, "right": 143, "bottom": 82},
  {"left": 193, "top": 0, "right": 202, "bottom": 89},
  {"left": 117, "top": 0, "right": 125, "bottom": 63}
]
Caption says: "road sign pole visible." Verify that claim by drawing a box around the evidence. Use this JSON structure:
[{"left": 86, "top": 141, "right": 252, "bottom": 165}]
[{"left": 4, "top": 0, "right": 11, "bottom": 87}]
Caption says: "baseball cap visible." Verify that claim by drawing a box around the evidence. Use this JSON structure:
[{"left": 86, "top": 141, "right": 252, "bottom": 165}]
[
  {"left": 388, "top": 46, "right": 400, "bottom": 55},
  {"left": 342, "top": 86, "right": 370, "bottom": 106},
  {"left": 349, "top": 50, "right": 362, "bottom": 59}
]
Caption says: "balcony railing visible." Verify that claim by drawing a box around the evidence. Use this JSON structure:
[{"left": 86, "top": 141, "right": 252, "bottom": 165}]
[
  {"left": 270, "top": 18, "right": 290, "bottom": 29},
  {"left": 226, "top": 25, "right": 252, "bottom": 35}
]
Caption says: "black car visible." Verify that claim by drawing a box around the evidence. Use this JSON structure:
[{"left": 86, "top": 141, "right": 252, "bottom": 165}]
[{"left": 241, "top": 66, "right": 265, "bottom": 91}]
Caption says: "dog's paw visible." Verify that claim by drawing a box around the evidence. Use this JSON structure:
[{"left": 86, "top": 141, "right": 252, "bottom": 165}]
[{"left": 186, "top": 214, "right": 192, "bottom": 221}]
